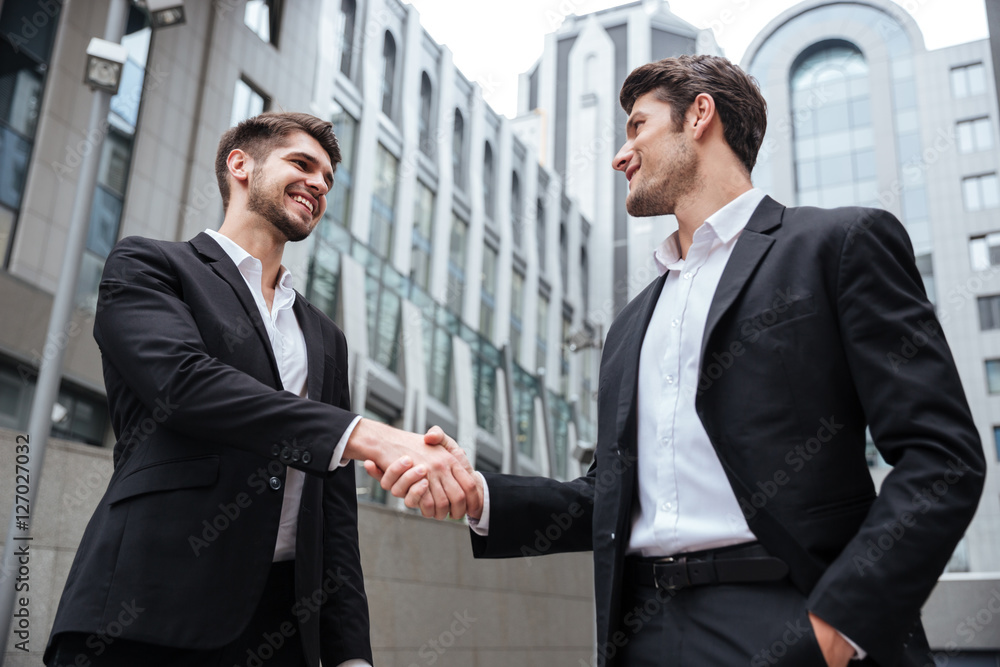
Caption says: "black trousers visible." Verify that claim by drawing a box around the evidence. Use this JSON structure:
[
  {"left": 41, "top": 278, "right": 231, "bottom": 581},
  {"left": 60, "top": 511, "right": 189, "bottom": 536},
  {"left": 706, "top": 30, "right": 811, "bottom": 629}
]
[
  {"left": 612, "top": 578, "right": 828, "bottom": 666},
  {"left": 47, "top": 561, "right": 307, "bottom": 667}
]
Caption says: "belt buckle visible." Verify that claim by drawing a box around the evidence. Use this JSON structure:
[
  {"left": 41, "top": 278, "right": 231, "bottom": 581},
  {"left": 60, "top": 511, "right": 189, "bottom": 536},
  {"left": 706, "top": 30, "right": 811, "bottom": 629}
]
[{"left": 653, "top": 556, "right": 689, "bottom": 591}]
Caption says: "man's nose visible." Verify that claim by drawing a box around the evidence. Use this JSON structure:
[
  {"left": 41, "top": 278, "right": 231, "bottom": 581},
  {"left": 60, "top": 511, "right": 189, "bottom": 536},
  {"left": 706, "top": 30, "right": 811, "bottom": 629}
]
[{"left": 613, "top": 144, "right": 632, "bottom": 172}]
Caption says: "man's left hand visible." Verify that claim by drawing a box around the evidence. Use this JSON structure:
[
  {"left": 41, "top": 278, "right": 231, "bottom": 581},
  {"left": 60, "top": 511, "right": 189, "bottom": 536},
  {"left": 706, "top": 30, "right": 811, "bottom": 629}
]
[{"left": 808, "top": 612, "right": 854, "bottom": 667}]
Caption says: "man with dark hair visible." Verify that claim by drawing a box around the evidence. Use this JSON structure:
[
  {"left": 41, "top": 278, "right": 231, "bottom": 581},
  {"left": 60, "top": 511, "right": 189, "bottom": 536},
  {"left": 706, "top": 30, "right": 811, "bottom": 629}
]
[
  {"left": 44, "top": 111, "right": 477, "bottom": 667},
  {"left": 376, "top": 55, "right": 985, "bottom": 666}
]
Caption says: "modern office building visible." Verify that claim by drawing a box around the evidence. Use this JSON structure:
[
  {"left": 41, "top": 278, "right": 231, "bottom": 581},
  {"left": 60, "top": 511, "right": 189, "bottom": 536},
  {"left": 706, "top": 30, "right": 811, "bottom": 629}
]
[
  {"left": 743, "top": 0, "right": 1000, "bottom": 576},
  {"left": 0, "top": 0, "right": 596, "bottom": 663},
  {"left": 512, "top": 0, "right": 722, "bottom": 319}
]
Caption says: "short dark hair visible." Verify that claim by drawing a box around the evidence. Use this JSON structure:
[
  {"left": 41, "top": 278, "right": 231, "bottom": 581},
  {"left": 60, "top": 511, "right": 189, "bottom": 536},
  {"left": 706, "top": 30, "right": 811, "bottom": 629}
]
[
  {"left": 619, "top": 55, "right": 767, "bottom": 174},
  {"left": 215, "top": 111, "right": 341, "bottom": 210}
]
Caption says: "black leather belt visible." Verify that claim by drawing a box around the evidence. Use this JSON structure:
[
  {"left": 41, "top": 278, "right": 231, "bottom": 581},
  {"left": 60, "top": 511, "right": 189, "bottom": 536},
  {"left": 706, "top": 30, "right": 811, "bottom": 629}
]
[{"left": 624, "top": 543, "right": 789, "bottom": 591}]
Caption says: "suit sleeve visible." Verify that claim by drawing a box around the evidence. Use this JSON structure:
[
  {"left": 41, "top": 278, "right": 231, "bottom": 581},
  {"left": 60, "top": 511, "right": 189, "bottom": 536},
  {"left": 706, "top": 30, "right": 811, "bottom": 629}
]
[
  {"left": 470, "top": 466, "right": 596, "bottom": 558},
  {"left": 94, "top": 236, "right": 357, "bottom": 476},
  {"left": 805, "top": 210, "right": 985, "bottom": 665}
]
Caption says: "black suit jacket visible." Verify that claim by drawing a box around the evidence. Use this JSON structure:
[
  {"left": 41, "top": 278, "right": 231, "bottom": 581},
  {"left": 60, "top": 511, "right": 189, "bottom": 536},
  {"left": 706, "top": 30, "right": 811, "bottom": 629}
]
[
  {"left": 471, "top": 198, "right": 985, "bottom": 667},
  {"left": 45, "top": 233, "right": 372, "bottom": 666}
]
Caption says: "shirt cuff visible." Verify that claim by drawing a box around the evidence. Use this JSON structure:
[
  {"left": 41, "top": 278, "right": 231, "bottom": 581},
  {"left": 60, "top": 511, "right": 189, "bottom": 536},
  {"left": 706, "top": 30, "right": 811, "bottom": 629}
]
[
  {"left": 839, "top": 631, "right": 866, "bottom": 661},
  {"left": 328, "top": 415, "right": 363, "bottom": 470},
  {"left": 335, "top": 661, "right": 372, "bottom": 667},
  {"left": 467, "top": 472, "right": 491, "bottom": 536}
]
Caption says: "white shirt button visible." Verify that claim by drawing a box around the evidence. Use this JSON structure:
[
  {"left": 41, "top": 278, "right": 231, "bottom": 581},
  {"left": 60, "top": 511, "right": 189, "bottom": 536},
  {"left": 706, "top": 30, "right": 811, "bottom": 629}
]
[
  {"left": 671, "top": 318, "right": 680, "bottom": 328},
  {"left": 683, "top": 272, "right": 693, "bottom": 280},
  {"left": 666, "top": 375, "right": 675, "bottom": 384},
  {"left": 661, "top": 502, "right": 672, "bottom": 511}
]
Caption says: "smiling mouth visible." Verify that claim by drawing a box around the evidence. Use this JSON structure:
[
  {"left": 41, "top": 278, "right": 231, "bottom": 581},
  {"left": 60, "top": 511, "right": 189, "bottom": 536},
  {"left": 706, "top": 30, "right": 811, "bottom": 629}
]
[{"left": 289, "top": 194, "right": 315, "bottom": 215}]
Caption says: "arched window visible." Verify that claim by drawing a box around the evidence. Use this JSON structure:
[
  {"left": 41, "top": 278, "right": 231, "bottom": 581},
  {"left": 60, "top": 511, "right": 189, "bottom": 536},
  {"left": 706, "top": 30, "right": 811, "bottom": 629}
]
[
  {"left": 791, "top": 41, "right": 873, "bottom": 208},
  {"left": 483, "top": 141, "right": 494, "bottom": 218},
  {"left": 339, "top": 0, "right": 356, "bottom": 78},
  {"left": 419, "top": 72, "right": 433, "bottom": 155},
  {"left": 452, "top": 109, "right": 465, "bottom": 189},
  {"left": 381, "top": 31, "right": 396, "bottom": 117},
  {"left": 511, "top": 172, "right": 522, "bottom": 246}
]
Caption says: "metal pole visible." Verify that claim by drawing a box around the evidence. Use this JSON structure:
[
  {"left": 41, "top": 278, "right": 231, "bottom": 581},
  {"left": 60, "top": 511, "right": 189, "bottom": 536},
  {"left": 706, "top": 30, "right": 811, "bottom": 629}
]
[{"left": 0, "top": 0, "right": 129, "bottom": 659}]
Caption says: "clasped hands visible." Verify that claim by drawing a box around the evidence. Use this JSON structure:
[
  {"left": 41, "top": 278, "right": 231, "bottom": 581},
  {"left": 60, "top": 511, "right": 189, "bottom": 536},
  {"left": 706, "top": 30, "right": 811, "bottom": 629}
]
[{"left": 352, "top": 419, "right": 482, "bottom": 520}]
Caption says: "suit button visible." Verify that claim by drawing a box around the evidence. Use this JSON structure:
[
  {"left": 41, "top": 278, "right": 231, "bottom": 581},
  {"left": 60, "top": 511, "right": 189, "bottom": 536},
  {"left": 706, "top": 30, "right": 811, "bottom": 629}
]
[
  {"left": 302, "top": 451, "right": 312, "bottom": 464},
  {"left": 269, "top": 476, "right": 282, "bottom": 491},
  {"left": 280, "top": 446, "right": 291, "bottom": 461},
  {"left": 271, "top": 444, "right": 280, "bottom": 456},
  {"left": 291, "top": 449, "right": 300, "bottom": 462}
]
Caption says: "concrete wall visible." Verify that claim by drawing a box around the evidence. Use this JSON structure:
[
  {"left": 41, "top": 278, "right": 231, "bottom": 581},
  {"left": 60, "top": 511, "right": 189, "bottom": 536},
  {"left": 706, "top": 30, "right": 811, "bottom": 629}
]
[{"left": 0, "top": 429, "right": 595, "bottom": 666}]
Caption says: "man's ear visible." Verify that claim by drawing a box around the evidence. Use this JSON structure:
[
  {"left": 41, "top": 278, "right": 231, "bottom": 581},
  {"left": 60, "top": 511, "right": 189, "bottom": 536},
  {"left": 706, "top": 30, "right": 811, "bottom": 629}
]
[
  {"left": 227, "top": 148, "right": 252, "bottom": 186},
  {"left": 689, "top": 93, "right": 716, "bottom": 140}
]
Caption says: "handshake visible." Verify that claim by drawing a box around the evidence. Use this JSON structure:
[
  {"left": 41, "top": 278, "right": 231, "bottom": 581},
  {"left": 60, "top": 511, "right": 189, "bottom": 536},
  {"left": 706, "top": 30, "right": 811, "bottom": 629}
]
[{"left": 345, "top": 419, "right": 483, "bottom": 521}]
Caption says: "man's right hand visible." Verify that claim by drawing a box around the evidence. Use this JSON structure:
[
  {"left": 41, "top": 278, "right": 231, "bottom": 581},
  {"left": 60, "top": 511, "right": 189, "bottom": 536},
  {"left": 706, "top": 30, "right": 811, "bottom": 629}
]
[
  {"left": 364, "top": 425, "right": 483, "bottom": 520},
  {"left": 345, "top": 419, "right": 477, "bottom": 520}
]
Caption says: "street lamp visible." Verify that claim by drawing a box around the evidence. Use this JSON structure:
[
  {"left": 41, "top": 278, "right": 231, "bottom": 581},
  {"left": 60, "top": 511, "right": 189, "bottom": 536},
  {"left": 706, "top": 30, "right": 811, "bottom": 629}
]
[
  {"left": 84, "top": 38, "right": 128, "bottom": 94},
  {"left": 144, "top": 0, "right": 186, "bottom": 28}
]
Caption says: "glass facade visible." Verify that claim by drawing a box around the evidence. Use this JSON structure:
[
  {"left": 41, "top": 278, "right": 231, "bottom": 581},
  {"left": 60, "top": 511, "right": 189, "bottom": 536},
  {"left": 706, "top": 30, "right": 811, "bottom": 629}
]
[
  {"left": 329, "top": 110, "right": 357, "bottom": 229},
  {"left": 791, "top": 42, "right": 874, "bottom": 209},
  {"left": 370, "top": 142, "right": 397, "bottom": 258},
  {"left": 410, "top": 181, "right": 434, "bottom": 291},
  {"left": 480, "top": 243, "right": 497, "bottom": 338},
  {"left": 446, "top": 212, "right": 467, "bottom": 315},
  {"left": 0, "top": 0, "right": 62, "bottom": 266}
]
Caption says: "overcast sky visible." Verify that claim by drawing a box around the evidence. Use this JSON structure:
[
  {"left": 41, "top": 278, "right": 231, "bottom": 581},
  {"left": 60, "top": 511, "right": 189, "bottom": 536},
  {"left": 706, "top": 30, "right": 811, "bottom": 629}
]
[{"left": 406, "top": 0, "right": 990, "bottom": 118}]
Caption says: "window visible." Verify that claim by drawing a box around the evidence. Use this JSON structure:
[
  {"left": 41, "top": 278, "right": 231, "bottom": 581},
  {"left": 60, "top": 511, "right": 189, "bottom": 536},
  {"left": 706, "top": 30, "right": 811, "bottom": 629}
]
[
  {"left": 446, "top": 213, "right": 468, "bottom": 315},
  {"left": 1, "top": 361, "right": 108, "bottom": 446},
  {"left": 559, "top": 223, "right": 568, "bottom": 287},
  {"left": 370, "top": 143, "right": 398, "bottom": 259},
  {"left": 381, "top": 32, "right": 397, "bottom": 118},
  {"left": 483, "top": 142, "right": 494, "bottom": 219},
  {"left": 994, "top": 427, "right": 1000, "bottom": 461},
  {"left": 970, "top": 233, "right": 1000, "bottom": 271},
  {"left": 411, "top": 182, "right": 434, "bottom": 291},
  {"left": 957, "top": 117, "right": 994, "bottom": 154},
  {"left": 339, "top": 0, "right": 356, "bottom": 78},
  {"left": 326, "top": 110, "right": 358, "bottom": 231},
  {"left": 537, "top": 293, "right": 549, "bottom": 373},
  {"left": 791, "top": 42, "right": 875, "bottom": 209},
  {"left": 231, "top": 77, "right": 268, "bottom": 128},
  {"left": 480, "top": 244, "right": 498, "bottom": 337},
  {"left": 452, "top": 110, "right": 465, "bottom": 190},
  {"left": 244, "top": 0, "right": 280, "bottom": 46},
  {"left": 510, "top": 270, "right": 525, "bottom": 363},
  {"left": 419, "top": 72, "right": 434, "bottom": 156},
  {"left": 536, "top": 198, "right": 546, "bottom": 270},
  {"left": 951, "top": 62, "right": 986, "bottom": 99},
  {"left": 979, "top": 295, "right": 1000, "bottom": 330},
  {"left": 510, "top": 172, "right": 522, "bottom": 247},
  {"left": 963, "top": 173, "right": 1000, "bottom": 212},
  {"left": 560, "top": 314, "right": 571, "bottom": 395},
  {"left": 987, "top": 359, "right": 1000, "bottom": 394},
  {"left": 0, "top": 0, "right": 62, "bottom": 267}
]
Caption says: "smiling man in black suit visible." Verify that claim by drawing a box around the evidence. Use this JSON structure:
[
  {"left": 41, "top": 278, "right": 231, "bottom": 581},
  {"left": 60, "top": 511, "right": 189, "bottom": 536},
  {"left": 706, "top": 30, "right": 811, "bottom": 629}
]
[
  {"left": 44, "top": 111, "right": 477, "bottom": 667},
  {"left": 376, "top": 55, "right": 985, "bottom": 667}
]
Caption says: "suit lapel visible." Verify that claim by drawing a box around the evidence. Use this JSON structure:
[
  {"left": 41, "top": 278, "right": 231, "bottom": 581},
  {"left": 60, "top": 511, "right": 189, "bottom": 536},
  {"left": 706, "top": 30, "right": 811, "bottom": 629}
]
[
  {"left": 615, "top": 272, "right": 669, "bottom": 445},
  {"left": 190, "top": 232, "right": 283, "bottom": 388},
  {"left": 699, "top": 196, "right": 783, "bottom": 363},
  {"left": 292, "top": 295, "right": 325, "bottom": 401}
]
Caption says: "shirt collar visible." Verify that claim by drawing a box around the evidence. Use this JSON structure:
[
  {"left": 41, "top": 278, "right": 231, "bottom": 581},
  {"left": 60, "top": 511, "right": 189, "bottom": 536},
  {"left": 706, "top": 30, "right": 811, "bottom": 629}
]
[
  {"left": 652, "top": 188, "right": 767, "bottom": 276},
  {"left": 203, "top": 229, "right": 296, "bottom": 293}
]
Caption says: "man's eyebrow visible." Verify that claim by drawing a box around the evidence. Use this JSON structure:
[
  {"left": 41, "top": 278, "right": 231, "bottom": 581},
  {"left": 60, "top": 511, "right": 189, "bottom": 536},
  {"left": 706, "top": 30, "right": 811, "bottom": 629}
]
[{"left": 287, "top": 150, "right": 334, "bottom": 186}]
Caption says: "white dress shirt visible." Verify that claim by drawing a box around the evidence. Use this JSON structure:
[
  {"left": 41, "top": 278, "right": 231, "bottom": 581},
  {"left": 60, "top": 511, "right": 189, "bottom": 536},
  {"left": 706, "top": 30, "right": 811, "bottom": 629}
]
[
  {"left": 205, "top": 231, "right": 369, "bottom": 667},
  {"left": 626, "top": 188, "right": 765, "bottom": 556}
]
